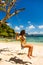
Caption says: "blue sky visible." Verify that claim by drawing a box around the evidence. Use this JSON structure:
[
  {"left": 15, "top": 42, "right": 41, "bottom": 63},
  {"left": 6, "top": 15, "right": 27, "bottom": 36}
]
[{"left": 0, "top": 0, "right": 43, "bottom": 34}]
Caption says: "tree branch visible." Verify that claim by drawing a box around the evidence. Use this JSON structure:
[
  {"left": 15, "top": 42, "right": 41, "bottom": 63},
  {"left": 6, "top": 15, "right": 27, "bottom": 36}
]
[
  {"left": 1, "top": 8, "right": 25, "bottom": 23},
  {"left": 7, "top": 0, "right": 16, "bottom": 13},
  {"left": 1, "top": 0, "right": 16, "bottom": 22}
]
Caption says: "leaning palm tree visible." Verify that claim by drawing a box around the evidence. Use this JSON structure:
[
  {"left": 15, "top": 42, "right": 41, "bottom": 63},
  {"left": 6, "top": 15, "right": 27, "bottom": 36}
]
[{"left": 0, "top": 0, "right": 25, "bottom": 24}]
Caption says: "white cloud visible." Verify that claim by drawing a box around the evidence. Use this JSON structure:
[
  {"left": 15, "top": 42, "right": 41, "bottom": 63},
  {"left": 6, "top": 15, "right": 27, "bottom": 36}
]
[
  {"left": 19, "top": 25, "right": 24, "bottom": 28},
  {"left": 26, "top": 27, "right": 29, "bottom": 32},
  {"left": 7, "top": 23, "right": 11, "bottom": 26},
  {"left": 28, "top": 31, "right": 43, "bottom": 34},
  {"left": 38, "top": 25, "right": 43, "bottom": 29},
  {"left": 28, "top": 21, "right": 32, "bottom": 25},
  {"left": 14, "top": 26, "right": 20, "bottom": 31},
  {"left": 32, "top": 31, "right": 38, "bottom": 34},
  {"left": 26, "top": 25, "right": 43, "bottom": 34},
  {"left": 39, "top": 31, "right": 43, "bottom": 34},
  {"left": 14, "top": 25, "right": 24, "bottom": 32},
  {"left": 25, "top": 25, "right": 35, "bottom": 33},
  {"left": 29, "top": 25, "right": 35, "bottom": 29},
  {"left": 28, "top": 31, "right": 38, "bottom": 35}
]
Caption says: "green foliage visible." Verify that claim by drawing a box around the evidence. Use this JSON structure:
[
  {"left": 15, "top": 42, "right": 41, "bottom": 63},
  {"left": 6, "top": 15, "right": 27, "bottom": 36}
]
[
  {"left": 0, "top": 7, "right": 5, "bottom": 11},
  {"left": 0, "top": 22, "right": 15, "bottom": 38}
]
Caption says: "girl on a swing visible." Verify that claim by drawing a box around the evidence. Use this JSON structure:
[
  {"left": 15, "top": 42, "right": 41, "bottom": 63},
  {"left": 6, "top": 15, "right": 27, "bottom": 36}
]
[{"left": 16, "top": 30, "right": 33, "bottom": 58}]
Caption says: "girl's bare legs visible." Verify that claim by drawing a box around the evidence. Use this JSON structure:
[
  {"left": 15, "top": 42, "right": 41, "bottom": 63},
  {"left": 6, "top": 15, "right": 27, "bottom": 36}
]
[
  {"left": 28, "top": 46, "right": 33, "bottom": 57},
  {"left": 24, "top": 44, "right": 33, "bottom": 58}
]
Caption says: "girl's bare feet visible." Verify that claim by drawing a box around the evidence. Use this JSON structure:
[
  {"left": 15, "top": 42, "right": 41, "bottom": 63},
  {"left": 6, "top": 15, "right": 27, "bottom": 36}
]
[{"left": 27, "top": 55, "right": 31, "bottom": 59}]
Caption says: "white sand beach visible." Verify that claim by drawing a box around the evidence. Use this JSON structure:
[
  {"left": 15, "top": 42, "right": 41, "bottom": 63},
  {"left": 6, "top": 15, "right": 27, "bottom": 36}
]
[{"left": 0, "top": 41, "right": 43, "bottom": 65}]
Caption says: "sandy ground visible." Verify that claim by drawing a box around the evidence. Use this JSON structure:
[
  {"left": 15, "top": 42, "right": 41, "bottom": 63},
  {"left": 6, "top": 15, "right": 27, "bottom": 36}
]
[{"left": 0, "top": 41, "right": 43, "bottom": 65}]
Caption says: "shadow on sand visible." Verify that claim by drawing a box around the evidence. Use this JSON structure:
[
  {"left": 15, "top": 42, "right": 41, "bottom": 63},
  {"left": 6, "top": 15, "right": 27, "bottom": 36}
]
[
  {"left": 0, "top": 48, "right": 10, "bottom": 53},
  {"left": 9, "top": 56, "right": 32, "bottom": 65},
  {"left": 17, "top": 53, "right": 26, "bottom": 55}
]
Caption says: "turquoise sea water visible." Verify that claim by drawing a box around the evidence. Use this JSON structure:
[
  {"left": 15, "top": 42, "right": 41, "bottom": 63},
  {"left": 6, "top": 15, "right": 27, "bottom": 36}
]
[
  {"left": 26, "top": 36, "right": 43, "bottom": 43},
  {"left": 0, "top": 36, "right": 43, "bottom": 44}
]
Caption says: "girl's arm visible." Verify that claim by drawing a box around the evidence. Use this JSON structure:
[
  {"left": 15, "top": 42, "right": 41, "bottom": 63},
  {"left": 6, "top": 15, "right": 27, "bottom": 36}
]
[{"left": 15, "top": 33, "right": 20, "bottom": 40}]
